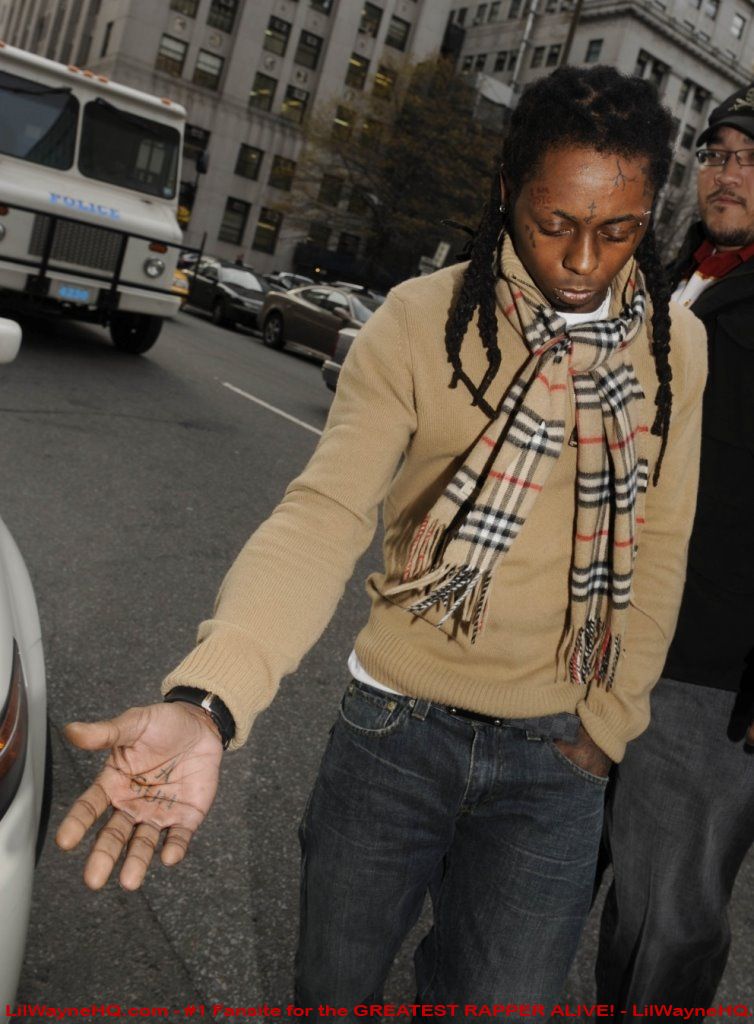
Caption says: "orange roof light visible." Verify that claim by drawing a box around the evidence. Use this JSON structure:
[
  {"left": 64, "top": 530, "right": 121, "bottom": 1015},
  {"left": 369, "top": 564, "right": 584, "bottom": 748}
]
[
  {"left": 68, "top": 64, "right": 80, "bottom": 72},
  {"left": 149, "top": 242, "right": 168, "bottom": 253}
]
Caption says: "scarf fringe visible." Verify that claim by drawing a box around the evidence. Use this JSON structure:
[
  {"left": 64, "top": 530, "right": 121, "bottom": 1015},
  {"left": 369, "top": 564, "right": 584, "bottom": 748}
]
[
  {"left": 566, "top": 617, "right": 622, "bottom": 689},
  {"left": 386, "top": 562, "right": 492, "bottom": 645},
  {"left": 402, "top": 515, "right": 445, "bottom": 583}
]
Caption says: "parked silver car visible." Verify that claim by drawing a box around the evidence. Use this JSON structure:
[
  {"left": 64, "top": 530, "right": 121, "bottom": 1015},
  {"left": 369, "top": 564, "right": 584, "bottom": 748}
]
[{"left": 261, "top": 285, "right": 384, "bottom": 361}]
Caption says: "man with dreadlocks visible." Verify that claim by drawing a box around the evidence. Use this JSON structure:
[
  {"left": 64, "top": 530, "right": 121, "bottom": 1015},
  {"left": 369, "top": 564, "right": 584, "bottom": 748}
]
[
  {"left": 597, "top": 82, "right": 754, "bottom": 1009},
  {"left": 56, "top": 66, "right": 706, "bottom": 1006}
]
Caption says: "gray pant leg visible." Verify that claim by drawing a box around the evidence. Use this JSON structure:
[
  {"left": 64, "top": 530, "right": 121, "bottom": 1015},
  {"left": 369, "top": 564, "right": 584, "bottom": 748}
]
[{"left": 597, "top": 677, "right": 754, "bottom": 1007}]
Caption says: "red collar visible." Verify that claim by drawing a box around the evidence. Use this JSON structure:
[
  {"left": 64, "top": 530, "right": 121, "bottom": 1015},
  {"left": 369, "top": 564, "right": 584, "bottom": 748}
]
[{"left": 692, "top": 237, "right": 754, "bottom": 278}]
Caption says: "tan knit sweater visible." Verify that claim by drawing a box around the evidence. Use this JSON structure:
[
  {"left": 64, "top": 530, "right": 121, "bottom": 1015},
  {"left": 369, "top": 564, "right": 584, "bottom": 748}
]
[{"left": 163, "top": 260, "right": 707, "bottom": 762}]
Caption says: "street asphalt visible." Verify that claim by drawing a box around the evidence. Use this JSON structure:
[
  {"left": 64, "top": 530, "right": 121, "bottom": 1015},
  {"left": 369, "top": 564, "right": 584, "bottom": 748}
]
[{"left": 0, "top": 308, "right": 750, "bottom": 1010}]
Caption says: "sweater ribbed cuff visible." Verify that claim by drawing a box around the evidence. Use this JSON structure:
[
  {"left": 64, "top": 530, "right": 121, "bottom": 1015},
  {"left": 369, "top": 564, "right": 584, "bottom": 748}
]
[
  {"left": 161, "top": 632, "right": 276, "bottom": 750},
  {"left": 576, "top": 687, "right": 651, "bottom": 764}
]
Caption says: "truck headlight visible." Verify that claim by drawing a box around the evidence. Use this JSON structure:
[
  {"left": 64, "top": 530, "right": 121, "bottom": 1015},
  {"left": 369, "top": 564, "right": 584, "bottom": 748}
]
[
  {"left": 0, "top": 642, "right": 28, "bottom": 822},
  {"left": 143, "top": 258, "right": 166, "bottom": 279}
]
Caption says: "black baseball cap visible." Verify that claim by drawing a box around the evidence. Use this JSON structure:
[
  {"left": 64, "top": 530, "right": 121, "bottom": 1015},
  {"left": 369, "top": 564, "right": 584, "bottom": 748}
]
[{"left": 697, "top": 83, "right": 754, "bottom": 146}]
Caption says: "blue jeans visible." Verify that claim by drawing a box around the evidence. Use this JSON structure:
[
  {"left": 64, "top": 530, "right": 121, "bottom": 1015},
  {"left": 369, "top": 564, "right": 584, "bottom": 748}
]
[
  {"left": 294, "top": 680, "right": 608, "bottom": 1010},
  {"left": 597, "top": 676, "right": 754, "bottom": 1007}
]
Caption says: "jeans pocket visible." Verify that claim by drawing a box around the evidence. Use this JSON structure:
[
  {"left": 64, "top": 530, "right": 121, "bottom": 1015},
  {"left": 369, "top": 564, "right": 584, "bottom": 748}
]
[
  {"left": 339, "top": 681, "right": 410, "bottom": 737},
  {"left": 547, "top": 738, "right": 610, "bottom": 787}
]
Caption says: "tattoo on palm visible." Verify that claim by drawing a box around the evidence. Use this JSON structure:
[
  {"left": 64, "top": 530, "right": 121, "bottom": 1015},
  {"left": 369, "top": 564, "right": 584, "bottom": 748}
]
[{"left": 129, "top": 758, "right": 180, "bottom": 809}]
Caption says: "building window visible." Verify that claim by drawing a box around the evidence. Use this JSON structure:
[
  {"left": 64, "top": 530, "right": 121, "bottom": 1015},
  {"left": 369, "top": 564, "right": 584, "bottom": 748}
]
[
  {"left": 545, "top": 0, "right": 557, "bottom": 10},
  {"left": 218, "top": 197, "right": 250, "bottom": 245},
  {"left": 489, "top": 1, "right": 501, "bottom": 18},
  {"left": 704, "top": 0, "right": 719, "bottom": 18},
  {"left": 183, "top": 125, "right": 211, "bottom": 176},
  {"left": 235, "top": 144, "right": 264, "bottom": 180},
  {"left": 332, "top": 106, "right": 353, "bottom": 140},
  {"left": 170, "top": 0, "right": 198, "bottom": 14},
  {"left": 494, "top": 50, "right": 508, "bottom": 71},
  {"left": 100, "top": 21, "right": 113, "bottom": 57},
  {"left": 249, "top": 73, "right": 277, "bottom": 111},
  {"left": 461, "top": 54, "right": 474, "bottom": 72},
  {"left": 680, "top": 124, "right": 695, "bottom": 149},
  {"left": 373, "top": 64, "right": 397, "bottom": 99},
  {"left": 385, "top": 15, "right": 410, "bottom": 50},
  {"left": 360, "top": 2, "right": 383, "bottom": 36},
  {"left": 307, "top": 228, "right": 331, "bottom": 254},
  {"left": 456, "top": 7, "right": 468, "bottom": 23},
  {"left": 269, "top": 155, "right": 296, "bottom": 190},
  {"left": 348, "top": 185, "right": 370, "bottom": 215},
  {"left": 692, "top": 86, "right": 709, "bottom": 112},
  {"left": 319, "top": 174, "right": 344, "bottom": 206},
  {"left": 193, "top": 50, "right": 224, "bottom": 90},
  {"left": 295, "top": 30, "right": 323, "bottom": 69},
  {"left": 474, "top": 4, "right": 488, "bottom": 23},
  {"left": 264, "top": 16, "right": 291, "bottom": 56},
  {"left": 546, "top": 43, "right": 561, "bottom": 66},
  {"left": 207, "top": 0, "right": 239, "bottom": 33},
  {"left": 308, "top": 222, "right": 330, "bottom": 248},
  {"left": 253, "top": 208, "right": 283, "bottom": 254},
  {"left": 310, "top": 0, "right": 333, "bottom": 12},
  {"left": 155, "top": 34, "right": 187, "bottom": 77},
  {"left": 670, "top": 162, "right": 685, "bottom": 187},
  {"left": 530, "top": 45, "right": 545, "bottom": 67},
  {"left": 679, "top": 80, "right": 691, "bottom": 103},
  {"left": 360, "top": 116, "right": 383, "bottom": 144},
  {"left": 281, "top": 85, "right": 309, "bottom": 123},
  {"left": 732, "top": 13, "right": 746, "bottom": 37},
  {"left": 585, "top": 38, "right": 603, "bottom": 62},
  {"left": 475, "top": 53, "right": 487, "bottom": 70},
  {"left": 337, "top": 232, "right": 361, "bottom": 256},
  {"left": 346, "top": 53, "right": 370, "bottom": 89},
  {"left": 508, "top": 0, "right": 522, "bottom": 17}
]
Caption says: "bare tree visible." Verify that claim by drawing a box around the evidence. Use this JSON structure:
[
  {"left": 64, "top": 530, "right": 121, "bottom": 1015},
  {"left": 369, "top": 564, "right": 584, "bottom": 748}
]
[{"left": 283, "top": 56, "right": 502, "bottom": 286}]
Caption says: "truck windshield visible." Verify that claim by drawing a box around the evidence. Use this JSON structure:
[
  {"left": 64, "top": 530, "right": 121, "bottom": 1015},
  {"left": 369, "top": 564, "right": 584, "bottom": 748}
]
[
  {"left": 0, "top": 70, "right": 78, "bottom": 169},
  {"left": 79, "top": 98, "right": 180, "bottom": 199}
]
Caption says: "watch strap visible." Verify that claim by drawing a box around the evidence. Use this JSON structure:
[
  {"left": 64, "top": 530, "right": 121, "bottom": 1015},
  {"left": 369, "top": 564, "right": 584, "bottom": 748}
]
[{"left": 164, "top": 686, "right": 235, "bottom": 749}]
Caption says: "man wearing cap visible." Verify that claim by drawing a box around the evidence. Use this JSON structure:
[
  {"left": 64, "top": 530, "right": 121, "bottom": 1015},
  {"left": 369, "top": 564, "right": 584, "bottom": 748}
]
[{"left": 596, "top": 84, "right": 754, "bottom": 1007}]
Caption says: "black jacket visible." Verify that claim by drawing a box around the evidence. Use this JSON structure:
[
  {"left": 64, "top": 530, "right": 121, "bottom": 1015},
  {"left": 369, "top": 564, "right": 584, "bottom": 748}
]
[{"left": 663, "top": 222, "right": 754, "bottom": 691}]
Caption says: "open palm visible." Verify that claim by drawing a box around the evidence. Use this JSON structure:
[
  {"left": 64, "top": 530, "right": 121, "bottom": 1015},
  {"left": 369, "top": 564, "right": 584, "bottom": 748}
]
[{"left": 56, "top": 702, "right": 222, "bottom": 890}]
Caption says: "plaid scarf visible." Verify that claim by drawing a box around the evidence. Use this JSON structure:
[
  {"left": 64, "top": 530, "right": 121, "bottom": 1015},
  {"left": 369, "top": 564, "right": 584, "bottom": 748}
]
[{"left": 386, "top": 237, "right": 649, "bottom": 690}]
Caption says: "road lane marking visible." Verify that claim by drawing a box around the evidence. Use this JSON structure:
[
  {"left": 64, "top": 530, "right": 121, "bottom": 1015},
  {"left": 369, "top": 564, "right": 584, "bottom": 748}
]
[{"left": 222, "top": 381, "right": 323, "bottom": 436}]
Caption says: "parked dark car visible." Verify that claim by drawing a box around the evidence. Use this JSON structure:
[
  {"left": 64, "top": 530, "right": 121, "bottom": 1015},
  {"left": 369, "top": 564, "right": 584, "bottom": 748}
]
[
  {"left": 260, "top": 284, "right": 383, "bottom": 359},
  {"left": 185, "top": 258, "right": 269, "bottom": 330}
]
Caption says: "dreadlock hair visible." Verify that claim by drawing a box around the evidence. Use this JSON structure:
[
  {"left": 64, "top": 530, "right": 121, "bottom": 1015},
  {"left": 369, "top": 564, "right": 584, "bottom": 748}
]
[{"left": 445, "top": 64, "right": 675, "bottom": 483}]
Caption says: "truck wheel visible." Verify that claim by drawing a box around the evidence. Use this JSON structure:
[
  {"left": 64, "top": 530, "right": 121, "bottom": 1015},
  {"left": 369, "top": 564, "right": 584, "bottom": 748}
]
[
  {"left": 110, "top": 313, "right": 163, "bottom": 354},
  {"left": 262, "top": 312, "right": 285, "bottom": 349}
]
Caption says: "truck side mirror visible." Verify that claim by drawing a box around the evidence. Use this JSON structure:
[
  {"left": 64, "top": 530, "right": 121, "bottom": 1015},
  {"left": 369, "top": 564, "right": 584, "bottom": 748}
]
[{"left": 196, "top": 150, "right": 210, "bottom": 175}]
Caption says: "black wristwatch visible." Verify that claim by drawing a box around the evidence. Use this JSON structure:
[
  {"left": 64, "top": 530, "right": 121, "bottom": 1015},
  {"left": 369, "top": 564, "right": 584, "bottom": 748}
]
[{"left": 164, "top": 686, "right": 236, "bottom": 749}]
